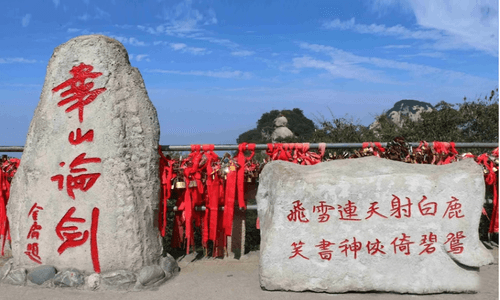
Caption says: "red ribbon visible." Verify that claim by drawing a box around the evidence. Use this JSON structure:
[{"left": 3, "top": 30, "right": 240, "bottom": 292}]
[
  {"left": 223, "top": 161, "right": 237, "bottom": 237},
  {"left": 0, "top": 168, "right": 10, "bottom": 256},
  {"left": 158, "top": 147, "right": 176, "bottom": 237},
  {"left": 477, "top": 150, "right": 498, "bottom": 233},
  {"left": 362, "top": 142, "right": 386, "bottom": 157},
  {"left": 236, "top": 143, "right": 256, "bottom": 209},
  {"left": 202, "top": 144, "right": 221, "bottom": 251},
  {"left": 433, "top": 141, "right": 458, "bottom": 165}
]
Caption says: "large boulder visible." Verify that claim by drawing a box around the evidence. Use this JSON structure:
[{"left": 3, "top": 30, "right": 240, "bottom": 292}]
[
  {"left": 257, "top": 157, "right": 493, "bottom": 294},
  {"left": 7, "top": 35, "right": 161, "bottom": 274}
]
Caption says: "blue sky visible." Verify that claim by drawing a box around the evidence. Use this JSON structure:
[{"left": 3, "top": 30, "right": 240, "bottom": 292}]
[{"left": 0, "top": 0, "right": 498, "bottom": 154}]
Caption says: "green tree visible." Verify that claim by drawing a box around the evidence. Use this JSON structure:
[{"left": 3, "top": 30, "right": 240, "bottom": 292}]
[{"left": 237, "top": 108, "right": 316, "bottom": 144}]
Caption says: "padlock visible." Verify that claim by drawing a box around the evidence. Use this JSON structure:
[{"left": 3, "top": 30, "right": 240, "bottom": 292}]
[{"left": 176, "top": 181, "right": 186, "bottom": 189}]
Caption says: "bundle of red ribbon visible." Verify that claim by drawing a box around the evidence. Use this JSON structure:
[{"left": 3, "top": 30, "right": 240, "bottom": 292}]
[
  {"left": 159, "top": 144, "right": 258, "bottom": 256},
  {"left": 0, "top": 157, "right": 20, "bottom": 256}
]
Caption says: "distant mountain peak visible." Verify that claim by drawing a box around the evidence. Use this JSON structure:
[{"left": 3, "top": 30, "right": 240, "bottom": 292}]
[
  {"left": 386, "top": 99, "right": 434, "bottom": 118},
  {"left": 370, "top": 99, "right": 434, "bottom": 131}
]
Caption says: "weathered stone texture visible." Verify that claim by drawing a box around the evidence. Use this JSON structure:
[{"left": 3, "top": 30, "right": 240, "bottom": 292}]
[
  {"left": 101, "top": 269, "right": 137, "bottom": 290},
  {"left": 54, "top": 268, "right": 84, "bottom": 287},
  {"left": 257, "top": 157, "right": 493, "bottom": 294},
  {"left": 7, "top": 34, "right": 161, "bottom": 274},
  {"left": 4, "top": 268, "right": 27, "bottom": 286},
  {"left": 27, "top": 265, "right": 56, "bottom": 285},
  {"left": 137, "top": 265, "right": 165, "bottom": 286}
]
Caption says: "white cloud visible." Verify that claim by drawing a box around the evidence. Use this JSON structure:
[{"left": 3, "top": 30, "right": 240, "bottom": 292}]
[
  {"left": 111, "top": 36, "right": 148, "bottom": 46},
  {"left": 341, "top": 0, "right": 499, "bottom": 56},
  {"left": 77, "top": 7, "right": 110, "bottom": 21},
  {"left": 135, "top": 54, "right": 150, "bottom": 62},
  {"left": 53, "top": 0, "right": 60, "bottom": 8},
  {"left": 368, "top": 0, "right": 413, "bottom": 16},
  {"left": 21, "top": 14, "right": 31, "bottom": 27},
  {"left": 170, "top": 43, "right": 186, "bottom": 50},
  {"left": 95, "top": 7, "right": 110, "bottom": 20},
  {"left": 399, "top": 51, "right": 445, "bottom": 59},
  {"left": 165, "top": 42, "right": 210, "bottom": 55},
  {"left": 78, "top": 14, "right": 90, "bottom": 21},
  {"left": 231, "top": 50, "right": 255, "bottom": 57},
  {"left": 147, "top": 68, "right": 252, "bottom": 79},
  {"left": 408, "top": 0, "right": 498, "bottom": 56},
  {"left": 190, "top": 36, "right": 239, "bottom": 49},
  {"left": 0, "top": 57, "right": 37, "bottom": 64},
  {"left": 323, "top": 17, "right": 443, "bottom": 40},
  {"left": 142, "top": 0, "right": 217, "bottom": 36},
  {"left": 383, "top": 44, "right": 412, "bottom": 49},
  {"left": 292, "top": 56, "right": 390, "bottom": 83},
  {"left": 296, "top": 42, "right": 495, "bottom": 86},
  {"left": 130, "top": 54, "right": 150, "bottom": 62}
]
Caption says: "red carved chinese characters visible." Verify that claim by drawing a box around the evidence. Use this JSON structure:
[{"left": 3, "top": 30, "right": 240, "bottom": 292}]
[
  {"left": 391, "top": 233, "right": 414, "bottom": 255},
  {"left": 339, "top": 237, "right": 362, "bottom": 259},
  {"left": 27, "top": 223, "right": 42, "bottom": 240},
  {"left": 419, "top": 232, "right": 437, "bottom": 255},
  {"left": 56, "top": 206, "right": 101, "bottom": 273},
  {"left": 289, "top": 241, "right": 309, "bottom": 260},
  {"left": 25, "top": 203, "right": 43, "bottom": 264},
  {"left": 313, "top": 201, "right": 335, "bottom": 223},
  {"left": 47, "top": 63, "right": 104, "bottom": 273},
  {"left": 366, "top": 239, "right": 386, "bottom": 255},
  {"left": 445, "top": 231, "right": 466, "bottom": 254},
  {"left": 25, "top": 243, "right": 41, "bottom": 264},
  {"left": 69, "top": 128, "right": 94, "bottom": 145},
  {"left": 315, "top": 239, "right": 335, "bottom": 260},
  {"left": 365, "top": 202, "right": 387, "bottom": 219},
  {"left": 390, "top": 195, "right": 412, "bottom": 218},
  {"left": 337, "top": 200, "right": 361, "bottom": 221},
  {"left": 56, "top": 207, "right": 89, "bottom": 253},
  {"left": 52, "top": 63, "right": 106, "bottom": 123},
  {"left": 287, "top": 200, "right": 309, "bottom": 223},
  {"left": 417, "top": 196, "right": 437, "bottom": 216},
  {"left": 442, "top": 197, "right": 465, "bottom": 219},
  {"left": 51, "top": 153, "right": 101, "bottom": 199}
]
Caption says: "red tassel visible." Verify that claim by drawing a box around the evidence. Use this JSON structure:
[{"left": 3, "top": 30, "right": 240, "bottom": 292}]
[
  {"left": 0, "top": 167, "right": 10, "bottom": 256},
  {"left": 223, "top": 162, "right": 237, "bottom": 236},
  {"left": 171, "top": 193, "right": 185, "bottom": 249},
  {"left": 236, "top": 143, "right": 248, "bottom": 209},
  {"left": 158, "top": 147, "right": 175, "bottom": 237}
]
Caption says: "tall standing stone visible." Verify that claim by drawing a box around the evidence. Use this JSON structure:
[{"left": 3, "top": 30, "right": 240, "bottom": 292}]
[
  {"left": 257, "top": 157, "right": 493, "bottom": 294},
  {"left": 7, "top": 35, "right": 162, "bottom": 273}
]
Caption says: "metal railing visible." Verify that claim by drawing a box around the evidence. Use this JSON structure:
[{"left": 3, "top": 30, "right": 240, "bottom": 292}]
[
  {"left": 0, "top": 142, "right": 497, "bottom": 153},
  {"left": 2, "top": 142, "right": 497, "bottom": 212}
]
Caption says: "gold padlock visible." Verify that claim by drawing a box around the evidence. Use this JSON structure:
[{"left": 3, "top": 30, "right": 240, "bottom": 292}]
[
  {"left": 247, "top": 177, "right": 252, "bottom": 183},
  {"left": 189, "top": 181, "right": 197, "bottom": 188},
  {"left": 176, "top": 181, "right": 186, "bottom": 189}
]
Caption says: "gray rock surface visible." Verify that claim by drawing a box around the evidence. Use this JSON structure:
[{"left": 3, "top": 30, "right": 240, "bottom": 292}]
[
  {"left": 137, "top": 265, "right": 165, "bottom": 286},
  {"left": 160, "top": 254, "right": 180, "bottom": 276},
  {"left": 0, "top": 258, "right": 12, "bottom": 281},
  {"left": 101, "top": 270, "right": 137, "bottom": 290},
  {"left": 274, "top": 116, "right": 288, "bottom": 127},
  {"left": 85, "top": 273, "right": 101, "bottom": 290},
  {"left": 4, "top": 268, "right": 27, "bottom": 285},
  {"left": 53, "top": 268, "right": 84, "bottom": 287},
  {"left": 257, "top": 157, "right": 493, "bottom": 294},
  {"left": 7, "top": 34, "right": 162, "bottom": 273},
  {"left": 27, "top": 265, "right": 56, "bottom": 285},
  {"left": 271, "top": 127, "right": 294, "bottom": 141}
]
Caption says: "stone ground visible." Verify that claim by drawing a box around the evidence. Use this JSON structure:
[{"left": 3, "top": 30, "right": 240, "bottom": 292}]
[{"left": 0, "top": 245, "right": 497, "bottom": 300}]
